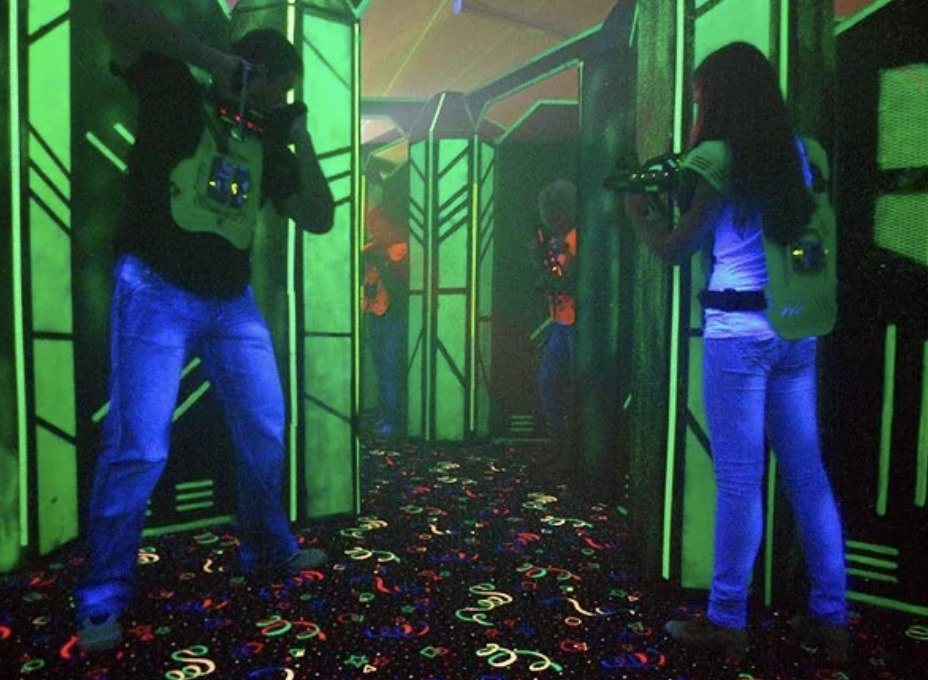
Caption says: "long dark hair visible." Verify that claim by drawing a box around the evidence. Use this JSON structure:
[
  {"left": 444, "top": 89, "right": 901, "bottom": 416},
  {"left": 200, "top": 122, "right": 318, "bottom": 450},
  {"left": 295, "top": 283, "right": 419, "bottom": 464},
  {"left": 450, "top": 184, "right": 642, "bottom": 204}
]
[{"left": 692, "top": 42, "right": 812, "bottom": 244}]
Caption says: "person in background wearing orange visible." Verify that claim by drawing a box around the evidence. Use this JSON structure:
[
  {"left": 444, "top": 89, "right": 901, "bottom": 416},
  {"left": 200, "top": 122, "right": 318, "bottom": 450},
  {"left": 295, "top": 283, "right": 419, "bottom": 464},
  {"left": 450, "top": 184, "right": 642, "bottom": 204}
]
[
  {"left": 362, "top": 198, "right": 409, "bottom": 439},
  {"left": 529, "top": 179, "right": 579, "bottom": 480}
]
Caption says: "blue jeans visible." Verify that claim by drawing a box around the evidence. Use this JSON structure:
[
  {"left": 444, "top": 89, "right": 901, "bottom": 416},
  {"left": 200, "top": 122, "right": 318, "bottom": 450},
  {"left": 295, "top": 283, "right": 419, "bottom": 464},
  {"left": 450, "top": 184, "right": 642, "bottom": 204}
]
[
  {"left": 703, "top": 336, "right": 846, "bottom": 628},
  {"left": 538, "top": 324, "right": 576, "bottom": 453},
  {"left": 74, "top": 254, "right": 297, "bottom": 620},
  {"left": 367, "top": 309, "right": 404, "bottom": 430}
]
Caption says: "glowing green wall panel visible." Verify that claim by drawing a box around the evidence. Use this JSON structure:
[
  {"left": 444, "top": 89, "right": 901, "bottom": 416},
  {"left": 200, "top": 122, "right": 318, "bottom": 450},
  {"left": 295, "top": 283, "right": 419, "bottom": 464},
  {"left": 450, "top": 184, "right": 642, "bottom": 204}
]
[
  {"left": 29, "top": 167, "right": 69, "bottom": 225},
  {"left": 877, "top": 64, "right": 928, "bottom": 171},
  {"left": 407, "top": 128, "right": 491, "bottom": 441},
  {"left": 23, "top": 1, "right": 78, "bottom": 558},
  {"left": 33, "top": 340, "right": 76, "bottom": 437},
  {"left": 874, "top": 195, "right": 928, "bottom": 267},
  {"left": 28, "top": 25, "right": 70, "bottom": 168},
  {"left": 302, "top": 209, "right": 353, "bottom": 324},
  {"left": 436, "top": 292, "right": 467, "bottom": 441},
  {"left": 408, "top": 141, "right": 428, "bottom": 438},
  {"left": 681, "top": 339, "right": 715, "bottom": 589},
  {"left": 694, "top": 0, "right": 773, "bottom": 66},
  {"left": 303, "top": 337, "right": 354, "bottom": 517},
  {"left": 36, "top": 429, "right": 78, "bottom": 555},
  {"left": 29, "top": 135, "right": 70, "bottom": 199},
  {"left": 28, "top": 0, "right": 69, "bottom": 34},
  {"left": 297, "top": 10, "right": 359, "bottom": 519},
  {"left": 407, "top": 305, "right": 425, "bottom": 437},
  {"left": 439, "top": 225, "right": 468, "bottom": 289},
  {"left": 28, "top": 205, "right": 72, "bottom": 334}
]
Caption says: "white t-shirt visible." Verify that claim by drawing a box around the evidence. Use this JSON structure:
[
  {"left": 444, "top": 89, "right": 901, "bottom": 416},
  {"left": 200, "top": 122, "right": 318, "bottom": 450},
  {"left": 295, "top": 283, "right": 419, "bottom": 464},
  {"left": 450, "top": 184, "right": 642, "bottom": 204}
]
[{"left": 682, "top": 141, "right": 776, "bottom": 340}]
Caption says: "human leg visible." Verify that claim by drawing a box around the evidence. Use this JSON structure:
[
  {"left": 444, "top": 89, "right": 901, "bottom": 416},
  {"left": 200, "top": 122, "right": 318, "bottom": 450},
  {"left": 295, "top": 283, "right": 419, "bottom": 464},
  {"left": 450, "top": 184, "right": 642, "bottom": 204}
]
[
  {"left": 537, "top": 325, "right": 573, "bottom": 462},
  {"left": 702, "top": 337, "right": 771, "bottom": 629},
  {"left": 665, "top": 337, "right": 771, "bottom": 655},
  {"left": 370, "top": 311, "right": 403, "bottom": 435},
  {"left": 199, "top": 288, "right": 314, "bottom": 573},
  {"left": 765, "top": 338, "right": 846, "bottom": 627},
  {"left": 75, "top": 256, "right": 192, "bottom": 646}
]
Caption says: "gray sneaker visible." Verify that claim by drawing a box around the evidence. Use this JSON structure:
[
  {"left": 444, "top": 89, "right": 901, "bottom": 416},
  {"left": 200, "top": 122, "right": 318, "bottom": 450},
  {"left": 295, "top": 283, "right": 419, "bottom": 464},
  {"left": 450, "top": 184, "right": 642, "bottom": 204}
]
[
  {"left": 284, "top": 548, "right": 328, "bottom": 573},
  {"left": 77, "top": 612, "right": 123, "bottom": 653}
]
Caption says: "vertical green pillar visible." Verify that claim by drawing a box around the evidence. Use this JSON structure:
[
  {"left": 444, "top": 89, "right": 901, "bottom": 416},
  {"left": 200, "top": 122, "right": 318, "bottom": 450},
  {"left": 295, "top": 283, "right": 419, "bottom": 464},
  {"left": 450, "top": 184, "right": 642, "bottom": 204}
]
[
  {"left": 234, "top": 0, "right": 360, "bottom": 519},
  {"left": 474, "top": 140, "right": 495, "bottom": 438},
  {"left": 2, "top": 0, "right": 80, "bottom": 566},
  {"left": 627, "top": 0, "right": 687, "bottom": 582},
  {"left": 1, "top": 0, "right": 24, "bottom": 573},
  {"left": 575, "top": 4, "right": 636, "bottom": 503},
  {"left": 407, "top": 92, "right": 494, "bottom": 442}
]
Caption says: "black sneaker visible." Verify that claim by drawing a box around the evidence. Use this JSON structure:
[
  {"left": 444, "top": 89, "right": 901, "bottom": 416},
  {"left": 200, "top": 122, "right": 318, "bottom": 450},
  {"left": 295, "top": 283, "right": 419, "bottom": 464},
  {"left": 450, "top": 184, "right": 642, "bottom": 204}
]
[
  {"left": 665, "top": 618, "right": 748, "bottom": 660},
  {"left": 77, "top": 612, "right": 123, "bottom": 653},
  {"left": 790, "top": 615, "right": 850, "bottom": 665}
]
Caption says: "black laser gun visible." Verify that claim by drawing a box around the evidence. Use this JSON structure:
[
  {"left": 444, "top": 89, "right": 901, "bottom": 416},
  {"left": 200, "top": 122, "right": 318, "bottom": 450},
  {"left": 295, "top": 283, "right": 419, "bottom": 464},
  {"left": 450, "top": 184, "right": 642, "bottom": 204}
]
[{"left": 603, "top": 153, "right": 684, "bottom": 194}]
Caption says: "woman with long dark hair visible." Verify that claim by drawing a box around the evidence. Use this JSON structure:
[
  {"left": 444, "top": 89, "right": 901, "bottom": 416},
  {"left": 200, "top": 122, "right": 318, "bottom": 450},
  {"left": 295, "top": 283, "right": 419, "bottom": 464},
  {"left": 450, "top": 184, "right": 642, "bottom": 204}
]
[{"left": 624, "top": 42, "right": 848, "bottom": 664}]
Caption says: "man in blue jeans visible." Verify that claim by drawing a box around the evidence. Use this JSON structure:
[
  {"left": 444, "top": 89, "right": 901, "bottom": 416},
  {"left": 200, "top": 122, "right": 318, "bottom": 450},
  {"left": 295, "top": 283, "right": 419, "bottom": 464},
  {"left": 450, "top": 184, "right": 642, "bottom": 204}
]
[{"left": 75, "top": 1, "right": 335, "bottom": 652}]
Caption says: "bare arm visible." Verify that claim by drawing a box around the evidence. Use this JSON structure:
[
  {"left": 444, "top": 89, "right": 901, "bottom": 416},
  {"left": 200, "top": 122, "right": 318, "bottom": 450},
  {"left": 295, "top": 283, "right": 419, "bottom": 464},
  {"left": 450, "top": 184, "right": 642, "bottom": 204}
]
[
  {"left": 624, "top": 179, "right": 720, "bottom": 263},
  {"left": 276, "top": 117, "right": 336, "bottom": 234},
  {"left": 101, "top": 0, "right": 240, "bottom": 93}
]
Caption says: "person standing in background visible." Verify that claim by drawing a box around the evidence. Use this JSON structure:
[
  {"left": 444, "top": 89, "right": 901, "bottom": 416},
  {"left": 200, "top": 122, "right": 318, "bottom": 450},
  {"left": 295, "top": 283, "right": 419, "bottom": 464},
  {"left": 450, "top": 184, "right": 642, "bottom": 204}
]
[
  {"left": 362, "top": 197, "right": 409, "bottom": 440},
  {"left": 529, "top": 179, "right": 579, "bottom": 481}
]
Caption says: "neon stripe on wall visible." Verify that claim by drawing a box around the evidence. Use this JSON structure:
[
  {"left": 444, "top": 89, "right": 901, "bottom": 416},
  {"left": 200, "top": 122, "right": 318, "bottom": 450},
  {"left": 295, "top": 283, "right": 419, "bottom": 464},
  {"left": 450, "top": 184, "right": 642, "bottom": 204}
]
[
  {"left": 468, "top": 148, "right": 479, "bottom": 435},
  {"left": 286, "top": 0, "right": 298, "bottom": 520},
  {"left": 10, "top": 0, "right": 29, "bottom": 548},
  {"left": 764, "top": 457, "right": 777, "bottom": 606},
  {"left": 353, "top": 18, "right": 362, "bottom": 513},
  {"left": 778, "top": 0, "right": 789, "bottom": 95},
  {"left": 662, "top": 0, "right": 687, "bottom": 582},
  {"left": 847, "top": 590, "right": 928, "bottom": 618},
  {"left": 916, "top": 341, "right": 928, "bottom": 507},
  {"left": 877, "top": 324, "right": 896, "bottom": 516},
  {"left": 424, "top": 93, "right": 447, "bottom": 441}
]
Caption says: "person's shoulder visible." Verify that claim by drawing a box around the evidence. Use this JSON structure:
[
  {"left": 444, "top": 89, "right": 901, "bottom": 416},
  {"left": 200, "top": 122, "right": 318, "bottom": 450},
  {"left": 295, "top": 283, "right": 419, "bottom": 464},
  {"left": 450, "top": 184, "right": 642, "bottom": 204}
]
[
  {"left": 685, "top": 139, "right": 731, "bottom": 165},
  {"left": 682, "top": 140, "right": 731, "bottom": 193}
]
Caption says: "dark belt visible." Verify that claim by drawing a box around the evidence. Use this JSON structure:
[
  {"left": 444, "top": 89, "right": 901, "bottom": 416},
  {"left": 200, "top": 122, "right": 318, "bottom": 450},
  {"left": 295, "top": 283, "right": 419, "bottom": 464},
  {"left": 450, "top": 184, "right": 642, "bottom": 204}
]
[{"left": 698, "top": 289, "right": 767, "bottom": 311}]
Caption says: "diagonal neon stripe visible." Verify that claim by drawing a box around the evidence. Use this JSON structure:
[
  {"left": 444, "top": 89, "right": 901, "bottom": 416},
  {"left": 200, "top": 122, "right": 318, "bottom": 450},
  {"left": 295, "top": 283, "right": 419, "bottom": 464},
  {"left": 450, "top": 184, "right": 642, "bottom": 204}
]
[
  {"left": 92, "top": 358, "right": 202, "bottom": 423},
  {"left": 85, "top": 131, "right": 127, "bottom": 173},
  {"left": 172, "top": 382, "right": 211, "bottom": 422},
  {"left": 112, "top": 122, "right": 135, "bottom": 145}
]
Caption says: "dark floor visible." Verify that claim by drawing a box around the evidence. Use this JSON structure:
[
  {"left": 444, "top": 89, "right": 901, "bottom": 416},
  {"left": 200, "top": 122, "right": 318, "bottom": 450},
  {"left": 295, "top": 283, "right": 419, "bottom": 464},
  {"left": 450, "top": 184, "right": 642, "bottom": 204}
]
[{"left": 0, "top": 441, "right": 925, "bottom": 679}]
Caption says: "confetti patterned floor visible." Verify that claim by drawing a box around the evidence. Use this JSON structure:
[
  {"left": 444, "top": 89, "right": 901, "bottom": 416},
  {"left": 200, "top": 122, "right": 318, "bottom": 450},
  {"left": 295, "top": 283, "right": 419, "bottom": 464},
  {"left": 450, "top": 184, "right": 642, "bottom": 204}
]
[{"left": 1, "top": 441, "right": 926, "bottom": 679}]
